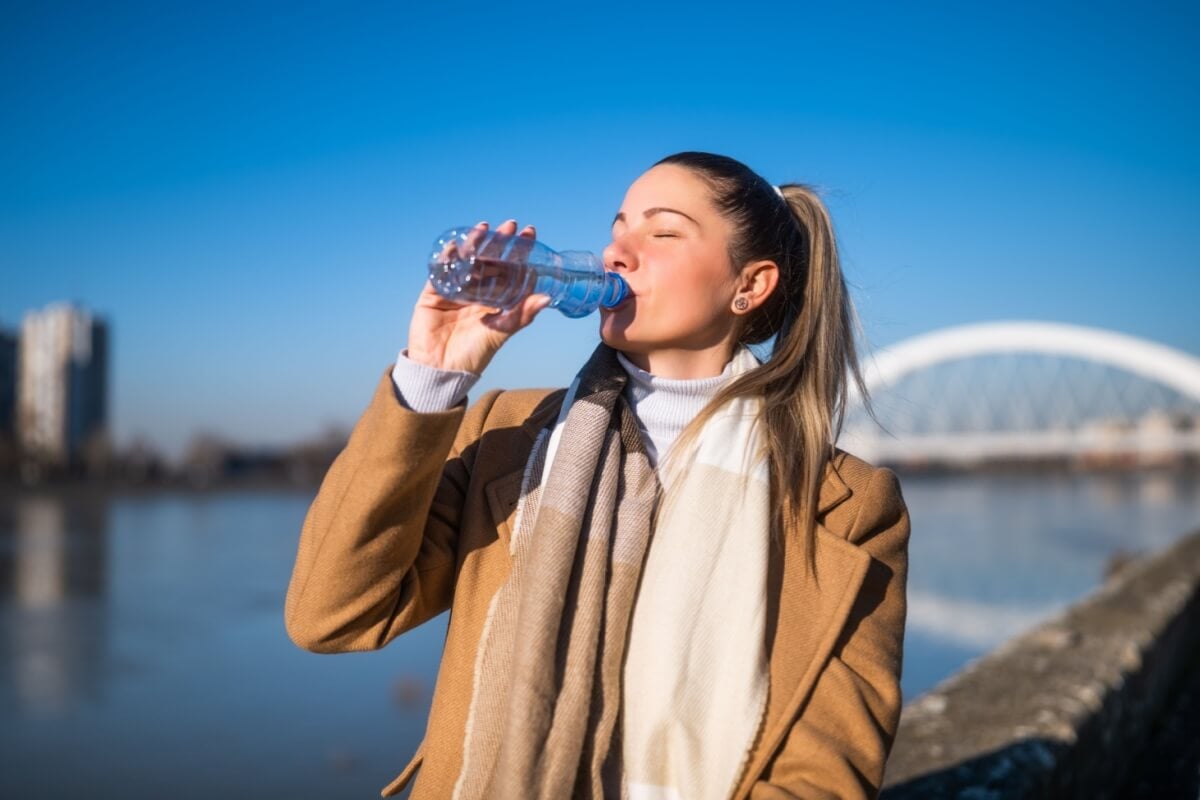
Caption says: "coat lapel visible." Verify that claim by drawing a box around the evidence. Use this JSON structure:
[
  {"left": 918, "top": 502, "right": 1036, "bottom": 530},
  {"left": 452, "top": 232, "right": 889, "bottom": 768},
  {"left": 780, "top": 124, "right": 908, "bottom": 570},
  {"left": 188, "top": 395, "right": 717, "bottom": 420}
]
[
  {"left": 731, "top": 464, "right": 869, "bottom": 799},
  {"left": 483, "top": 389, "right": 566, "bottom": 548}
]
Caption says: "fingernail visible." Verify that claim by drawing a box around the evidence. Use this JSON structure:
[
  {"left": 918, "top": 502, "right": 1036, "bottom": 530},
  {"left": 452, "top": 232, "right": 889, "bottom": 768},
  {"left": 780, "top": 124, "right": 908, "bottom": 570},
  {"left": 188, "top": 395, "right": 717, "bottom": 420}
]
[{"left": 475, "top": 220, "right": 488, "bottom": 227}]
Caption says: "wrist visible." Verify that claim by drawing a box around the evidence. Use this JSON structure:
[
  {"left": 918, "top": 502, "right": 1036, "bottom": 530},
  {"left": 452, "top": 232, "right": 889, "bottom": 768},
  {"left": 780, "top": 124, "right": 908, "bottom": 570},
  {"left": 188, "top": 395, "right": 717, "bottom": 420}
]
[
  {"left": 401, "top": 348, "right": 486, "bottom": 377},
  {"left": 405, "top": 347, "right": 443, "bottom": 369}
]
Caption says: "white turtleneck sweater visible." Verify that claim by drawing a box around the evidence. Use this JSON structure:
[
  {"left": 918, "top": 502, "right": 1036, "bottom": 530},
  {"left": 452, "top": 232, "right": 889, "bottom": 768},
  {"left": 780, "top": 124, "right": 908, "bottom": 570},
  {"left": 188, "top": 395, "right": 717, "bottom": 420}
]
[{"left": 390, "top": 349, "right": 735, "bottom": 468}]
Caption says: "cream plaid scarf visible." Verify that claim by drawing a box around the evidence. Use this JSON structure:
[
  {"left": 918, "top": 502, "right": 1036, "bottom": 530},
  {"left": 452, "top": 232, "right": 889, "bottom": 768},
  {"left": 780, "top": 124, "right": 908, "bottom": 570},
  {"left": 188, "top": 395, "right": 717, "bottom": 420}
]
[{"left": 453, "top": 343, "right": 769, "bottom": 800}]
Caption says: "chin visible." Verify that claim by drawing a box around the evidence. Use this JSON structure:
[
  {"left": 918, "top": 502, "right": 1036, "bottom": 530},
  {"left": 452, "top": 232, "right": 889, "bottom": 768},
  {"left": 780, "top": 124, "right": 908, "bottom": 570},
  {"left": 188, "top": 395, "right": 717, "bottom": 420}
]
[{"left": 599, "top": 313, "right": 645, "bottom": 354}]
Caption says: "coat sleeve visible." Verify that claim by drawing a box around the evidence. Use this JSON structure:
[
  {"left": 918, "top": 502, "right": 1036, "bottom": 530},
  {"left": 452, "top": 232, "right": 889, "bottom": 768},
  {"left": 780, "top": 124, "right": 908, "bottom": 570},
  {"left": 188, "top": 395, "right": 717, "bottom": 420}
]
[
  {"left": 284, "top": 366, "right": 503, "bottom": 653},
  {"left": 751, "top": 467, "right": 911, "bottom": 800}
]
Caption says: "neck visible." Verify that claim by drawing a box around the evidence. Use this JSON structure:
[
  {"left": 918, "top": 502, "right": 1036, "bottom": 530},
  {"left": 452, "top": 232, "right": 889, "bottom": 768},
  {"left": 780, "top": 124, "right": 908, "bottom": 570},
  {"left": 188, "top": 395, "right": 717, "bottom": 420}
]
[{"left": 619, "top": 340, "right": 737, "bottom": 379}]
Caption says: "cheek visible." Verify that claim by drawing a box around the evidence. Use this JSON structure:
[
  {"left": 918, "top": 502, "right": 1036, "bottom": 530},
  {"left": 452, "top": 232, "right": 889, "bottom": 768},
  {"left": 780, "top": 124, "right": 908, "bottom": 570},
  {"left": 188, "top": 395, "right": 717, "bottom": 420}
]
[
  {"left": 606, "top": 256, "right": 733, "bottom": 339},
  {"left": 641, "top": 287, "right": 727, "bottom": 337},
  {"left": 657, "top": 268, "right": 728, "bottom": 313}
]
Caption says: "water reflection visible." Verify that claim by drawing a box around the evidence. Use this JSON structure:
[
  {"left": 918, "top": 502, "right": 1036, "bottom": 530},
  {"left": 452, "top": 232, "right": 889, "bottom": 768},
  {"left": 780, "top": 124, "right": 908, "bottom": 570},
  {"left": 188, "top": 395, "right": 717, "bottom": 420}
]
[
  {"left": 0, "top": 488, "right": 440, "bottom": 799},
  {"left": 904, "top": 588, "right": 1059, "bottom": 650},
  {"left": 1139, "top": 471, "right": 1179, "bottom": 505},
  {"left": 896, "top": 470, "right": 1200, "bottom": 702},
  {"left": 0, "top": 492, "right": 109, "bottom": 716}
]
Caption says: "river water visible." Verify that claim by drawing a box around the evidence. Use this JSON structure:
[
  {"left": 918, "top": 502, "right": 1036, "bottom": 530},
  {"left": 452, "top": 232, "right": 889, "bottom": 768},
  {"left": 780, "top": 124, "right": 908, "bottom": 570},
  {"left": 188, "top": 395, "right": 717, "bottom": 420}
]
[{"left": 1, "top": 473, "right": 1197, "bottom": 798}]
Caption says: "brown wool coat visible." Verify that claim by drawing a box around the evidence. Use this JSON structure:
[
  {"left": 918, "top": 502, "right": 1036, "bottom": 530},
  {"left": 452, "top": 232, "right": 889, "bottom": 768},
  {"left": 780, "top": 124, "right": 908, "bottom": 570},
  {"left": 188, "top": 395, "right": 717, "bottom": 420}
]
[{"left": 284, "top": 366, "right": 911, "bottom": 800}]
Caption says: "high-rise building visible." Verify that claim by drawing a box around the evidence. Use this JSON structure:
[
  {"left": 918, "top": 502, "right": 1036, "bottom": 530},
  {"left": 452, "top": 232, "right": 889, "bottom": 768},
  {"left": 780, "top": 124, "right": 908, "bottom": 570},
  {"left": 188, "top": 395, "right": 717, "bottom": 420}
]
[
  {"left": 0, "top": 326, "right": 16, "bottom": 442},
  {"left": 17, "top": 303, "right": 109, "bottom": 466}
]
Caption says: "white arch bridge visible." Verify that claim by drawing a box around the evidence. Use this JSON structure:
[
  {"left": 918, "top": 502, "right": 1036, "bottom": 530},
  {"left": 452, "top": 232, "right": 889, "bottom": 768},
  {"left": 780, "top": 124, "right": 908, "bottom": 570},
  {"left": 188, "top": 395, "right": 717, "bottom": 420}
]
[{"left": 838, "top": 321, "right": 1200, "bottom": 466}]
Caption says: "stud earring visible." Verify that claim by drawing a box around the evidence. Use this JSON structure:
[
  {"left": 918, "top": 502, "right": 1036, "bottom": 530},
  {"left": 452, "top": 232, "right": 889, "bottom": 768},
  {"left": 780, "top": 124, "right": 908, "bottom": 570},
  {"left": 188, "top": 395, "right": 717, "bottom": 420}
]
[{"left": 734, "top": 297, "right": 750, "bottom": 312}]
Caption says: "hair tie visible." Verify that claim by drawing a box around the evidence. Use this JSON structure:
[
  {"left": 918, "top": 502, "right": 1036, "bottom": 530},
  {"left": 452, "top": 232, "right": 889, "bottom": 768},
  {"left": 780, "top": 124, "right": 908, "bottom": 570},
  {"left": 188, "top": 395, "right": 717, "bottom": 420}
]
[{"left": 772, "top": 184, "right": 785, "bottom": 199}]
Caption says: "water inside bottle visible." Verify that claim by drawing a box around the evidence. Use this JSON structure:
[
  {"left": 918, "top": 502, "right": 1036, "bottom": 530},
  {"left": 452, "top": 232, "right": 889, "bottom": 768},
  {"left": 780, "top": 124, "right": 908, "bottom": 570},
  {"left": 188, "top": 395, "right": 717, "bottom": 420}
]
[{"left": 428, "top": 236, "right": 535, "bottom": 309}]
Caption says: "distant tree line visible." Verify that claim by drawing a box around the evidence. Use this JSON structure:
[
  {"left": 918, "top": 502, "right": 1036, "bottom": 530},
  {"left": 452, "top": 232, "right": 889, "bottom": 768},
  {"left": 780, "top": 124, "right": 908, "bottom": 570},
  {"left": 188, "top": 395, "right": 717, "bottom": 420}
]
[{"left": 0, "top": 425, "right": 349, "bottom": 489}]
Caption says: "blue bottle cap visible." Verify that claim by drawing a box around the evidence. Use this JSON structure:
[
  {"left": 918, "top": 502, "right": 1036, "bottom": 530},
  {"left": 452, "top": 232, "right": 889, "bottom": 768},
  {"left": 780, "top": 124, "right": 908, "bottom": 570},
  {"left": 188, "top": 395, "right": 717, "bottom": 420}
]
[{"left": 601, "top": 272, "right": 630, "bottom": 309}]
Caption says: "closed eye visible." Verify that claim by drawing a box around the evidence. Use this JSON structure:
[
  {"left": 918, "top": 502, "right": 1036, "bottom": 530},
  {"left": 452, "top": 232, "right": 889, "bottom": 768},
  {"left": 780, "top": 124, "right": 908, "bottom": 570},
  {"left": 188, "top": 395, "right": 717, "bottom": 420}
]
[{"left": 653, "top": 232, "right": 679, "bottom": 238}]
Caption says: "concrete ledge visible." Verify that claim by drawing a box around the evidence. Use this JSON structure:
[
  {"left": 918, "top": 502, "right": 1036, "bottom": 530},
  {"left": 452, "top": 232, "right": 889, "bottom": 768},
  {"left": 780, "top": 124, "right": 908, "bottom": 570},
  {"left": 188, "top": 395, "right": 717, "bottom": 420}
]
[{"left": 882, "top": 529, "right": 1200, "bottom": 799}]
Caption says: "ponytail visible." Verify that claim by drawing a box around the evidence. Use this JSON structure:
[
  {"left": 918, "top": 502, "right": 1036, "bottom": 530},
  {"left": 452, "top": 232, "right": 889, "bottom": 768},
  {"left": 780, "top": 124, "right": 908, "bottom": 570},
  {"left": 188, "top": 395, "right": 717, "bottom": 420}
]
[
  {"left": 766, "top": 184, "right": 868, "bottom": 575},
  {"left": 653, "top": 154, "right": 868, "bottom": 579}
]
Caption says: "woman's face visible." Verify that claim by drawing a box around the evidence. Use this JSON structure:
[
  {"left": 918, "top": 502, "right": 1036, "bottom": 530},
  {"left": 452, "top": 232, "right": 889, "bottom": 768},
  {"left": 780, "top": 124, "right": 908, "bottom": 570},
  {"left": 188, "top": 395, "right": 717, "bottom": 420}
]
[{"left": 600, "top": 164, "right": 741, "bottom": 358}]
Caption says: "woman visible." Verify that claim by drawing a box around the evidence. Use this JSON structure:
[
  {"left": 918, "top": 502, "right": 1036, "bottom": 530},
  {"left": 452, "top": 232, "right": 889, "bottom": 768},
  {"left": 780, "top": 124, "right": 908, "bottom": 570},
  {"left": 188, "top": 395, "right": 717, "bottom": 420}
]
[{"left": 285, "top": 152, "right": 910, "bottom": 800}]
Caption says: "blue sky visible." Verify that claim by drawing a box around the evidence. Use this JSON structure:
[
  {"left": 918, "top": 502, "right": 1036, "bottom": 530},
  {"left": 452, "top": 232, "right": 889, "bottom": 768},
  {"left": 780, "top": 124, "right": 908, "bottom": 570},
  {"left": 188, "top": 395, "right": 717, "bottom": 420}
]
[{"left": 2, "top": 1, "right": 1197, "bottom": 457}]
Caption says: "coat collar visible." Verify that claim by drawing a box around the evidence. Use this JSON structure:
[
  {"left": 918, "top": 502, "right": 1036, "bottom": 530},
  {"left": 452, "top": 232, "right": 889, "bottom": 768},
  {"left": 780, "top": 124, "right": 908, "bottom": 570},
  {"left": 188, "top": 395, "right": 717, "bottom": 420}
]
[{"left": 519, "top": 387, "right": 568, "bottom": 442}]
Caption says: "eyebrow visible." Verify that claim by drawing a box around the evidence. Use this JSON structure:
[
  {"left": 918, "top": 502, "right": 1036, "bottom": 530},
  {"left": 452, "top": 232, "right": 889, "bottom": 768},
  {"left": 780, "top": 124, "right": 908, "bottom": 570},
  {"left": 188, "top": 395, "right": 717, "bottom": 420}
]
[{"left": 611, "top": 207, "right": 701, "bottom": 227}]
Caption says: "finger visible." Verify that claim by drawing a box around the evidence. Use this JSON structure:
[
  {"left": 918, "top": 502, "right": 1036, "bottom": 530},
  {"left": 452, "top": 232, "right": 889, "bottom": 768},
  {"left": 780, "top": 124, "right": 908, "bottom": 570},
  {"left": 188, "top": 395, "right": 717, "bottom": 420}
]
[
  {"left": 516, "top": 293, "right": 553, "bottom": 327},
  {"left": 479, "top": 218, "right": 517, "bottom": 261},
  {"left": 436, "top": 238, "right": 458, "bottom": 263},
  {"left": 480, "top": 292, "right": 541, "bottom": 330},
  {"left": 509, "top": 223, "right": 536, "bottom": 264},
  {"left": 479, "top": 305, "right": 519, "bottom": 333},
  {"left": 461, "top": 221, "right": 489, "bottom": 261}
]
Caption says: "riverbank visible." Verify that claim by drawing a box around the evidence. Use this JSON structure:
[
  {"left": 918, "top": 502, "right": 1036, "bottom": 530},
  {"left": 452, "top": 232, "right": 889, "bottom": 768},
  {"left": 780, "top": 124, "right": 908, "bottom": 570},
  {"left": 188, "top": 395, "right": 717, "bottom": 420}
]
[{"left": 882, "top": 528, "right": 1200, "bottom": 799}]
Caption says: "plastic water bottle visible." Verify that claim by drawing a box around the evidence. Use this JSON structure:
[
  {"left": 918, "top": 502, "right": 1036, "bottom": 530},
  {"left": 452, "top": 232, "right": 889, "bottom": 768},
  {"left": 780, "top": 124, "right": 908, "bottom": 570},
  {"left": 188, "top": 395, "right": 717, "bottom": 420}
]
[{"left": 427, "top": 225, "right": 630, "bottom": 318}]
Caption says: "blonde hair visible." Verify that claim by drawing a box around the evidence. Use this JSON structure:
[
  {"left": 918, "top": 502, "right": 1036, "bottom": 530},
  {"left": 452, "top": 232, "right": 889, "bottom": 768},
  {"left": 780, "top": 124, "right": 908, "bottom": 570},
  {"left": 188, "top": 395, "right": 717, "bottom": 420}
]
[{"left": 653, "top": 152, "right": 870, "bottom": 578}]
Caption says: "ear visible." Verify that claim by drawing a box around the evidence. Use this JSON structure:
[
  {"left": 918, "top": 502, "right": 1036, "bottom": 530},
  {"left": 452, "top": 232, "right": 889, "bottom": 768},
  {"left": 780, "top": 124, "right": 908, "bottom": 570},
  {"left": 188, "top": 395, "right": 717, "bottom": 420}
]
[{"left": 732, "top": 259, "right": 780, "bottom": 314}]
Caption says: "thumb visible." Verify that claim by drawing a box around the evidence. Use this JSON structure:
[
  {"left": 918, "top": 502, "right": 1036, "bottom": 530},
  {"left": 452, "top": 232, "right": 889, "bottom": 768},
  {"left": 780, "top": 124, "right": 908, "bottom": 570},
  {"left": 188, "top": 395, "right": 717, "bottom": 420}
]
[{"left": 517, "top": 293, "right": 553, "bottom": 327}]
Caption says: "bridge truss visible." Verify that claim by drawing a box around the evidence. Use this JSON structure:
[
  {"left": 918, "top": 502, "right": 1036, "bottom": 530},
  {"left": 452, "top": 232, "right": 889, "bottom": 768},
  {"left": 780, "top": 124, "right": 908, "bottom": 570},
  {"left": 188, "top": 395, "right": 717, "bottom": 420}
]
[{"left": 839, "top": 322, "right": 1200, "bottom": 465}]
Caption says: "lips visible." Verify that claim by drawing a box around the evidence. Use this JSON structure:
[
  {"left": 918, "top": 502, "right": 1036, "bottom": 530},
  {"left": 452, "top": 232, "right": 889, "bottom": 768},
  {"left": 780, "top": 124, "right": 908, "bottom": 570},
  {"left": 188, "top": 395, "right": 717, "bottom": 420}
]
[
  {"left": 609, "top": 278, "right": 637, "bottom": 310},
  {"left": 604, "top": 292, "right": 634, "bottom": 312}
]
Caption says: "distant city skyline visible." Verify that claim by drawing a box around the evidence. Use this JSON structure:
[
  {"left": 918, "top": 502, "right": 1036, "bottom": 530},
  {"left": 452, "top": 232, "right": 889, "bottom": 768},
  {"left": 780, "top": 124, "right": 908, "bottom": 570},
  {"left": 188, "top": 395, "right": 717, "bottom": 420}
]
[
  {"left": 3, "top": 3, "right": 1197, "bottom": 457},
  {"left": 8, "top": 302, "right": 108, "bottom": 468}
]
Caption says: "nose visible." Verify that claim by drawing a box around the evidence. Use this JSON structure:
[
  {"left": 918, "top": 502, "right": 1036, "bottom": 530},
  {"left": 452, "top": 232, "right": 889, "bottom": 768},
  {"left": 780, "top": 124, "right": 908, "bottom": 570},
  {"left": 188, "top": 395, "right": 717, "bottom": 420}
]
[{"left": 603, "top": 232, "right": 637, "bottom": 273}]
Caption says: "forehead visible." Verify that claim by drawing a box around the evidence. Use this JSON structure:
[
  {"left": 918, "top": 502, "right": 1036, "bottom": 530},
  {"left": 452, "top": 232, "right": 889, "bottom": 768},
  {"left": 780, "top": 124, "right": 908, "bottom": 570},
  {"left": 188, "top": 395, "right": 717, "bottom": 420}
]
[{"left": 621, "top": 164, "right": 716, "bottom": 213}]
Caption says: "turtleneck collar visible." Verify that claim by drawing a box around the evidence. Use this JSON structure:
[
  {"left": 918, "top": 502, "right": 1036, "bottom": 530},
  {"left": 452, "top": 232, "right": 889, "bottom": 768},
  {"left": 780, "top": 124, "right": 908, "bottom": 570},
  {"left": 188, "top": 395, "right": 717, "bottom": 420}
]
[{"left": 614, "top": 350, "right": 738, "bottom": 467}]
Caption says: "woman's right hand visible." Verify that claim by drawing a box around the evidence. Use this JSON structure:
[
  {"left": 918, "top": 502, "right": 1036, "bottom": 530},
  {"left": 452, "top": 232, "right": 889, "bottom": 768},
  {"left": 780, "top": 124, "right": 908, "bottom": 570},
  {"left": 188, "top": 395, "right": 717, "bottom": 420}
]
[{"left": 407, "top": 219, "right": 552, "bottom": 375}]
